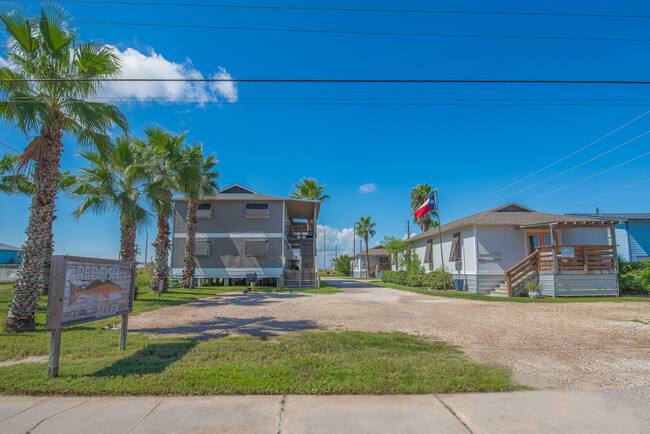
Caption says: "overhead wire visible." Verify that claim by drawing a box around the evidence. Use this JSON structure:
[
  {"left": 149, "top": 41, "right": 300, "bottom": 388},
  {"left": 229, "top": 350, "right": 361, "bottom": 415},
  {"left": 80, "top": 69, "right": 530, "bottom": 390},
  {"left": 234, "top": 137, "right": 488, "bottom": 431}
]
[
  {"left": 6, "top": 78, "right": 650, "bottom": 84},
  {"left": 444, "top": 111, "right": 650, "bottom": 213},
  {"left": 446, "top": 130, "right": 650, "bottom": 219},
  {"left": 553, "top": 178, "right": 650, "bottom": 211},
  {"left": 522, "top": 150, "right": 650, "bottom": 203},
  {"left": 15, "top": 0, "right": 650, "bottom": 20},
  {"left": 68, "top": 20, "right": 650, "bottom": 42},
  {"left": 0, "top": 141, "right": 21, "bottom": 153}
]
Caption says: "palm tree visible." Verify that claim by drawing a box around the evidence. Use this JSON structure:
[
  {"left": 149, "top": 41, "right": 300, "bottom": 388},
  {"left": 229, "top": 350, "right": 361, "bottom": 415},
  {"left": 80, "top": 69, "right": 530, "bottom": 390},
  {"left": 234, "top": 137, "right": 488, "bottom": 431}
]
[
  {"left": 290, "top": 178, "right": 330, "bottom": 201},
  {"left": 136, "top": 126, "right": 200, "bottom": 293},
  {"left": 72, "top": 135, "right": 150, "bottom": 264},
  {"left": 180, "top": 147, "right": 219, "bottom": 288},
  {"left": 0, "top": 5, "right": 127, "bottom": 331},
  {"left": 410, "top": 183, "right": 437, "bottom": 232},
  {"left": 0, "top": 153, "right": 31, "bottom": 195},
  {"left": 354, "top": 217, "right": 376, "bottom": 278}
]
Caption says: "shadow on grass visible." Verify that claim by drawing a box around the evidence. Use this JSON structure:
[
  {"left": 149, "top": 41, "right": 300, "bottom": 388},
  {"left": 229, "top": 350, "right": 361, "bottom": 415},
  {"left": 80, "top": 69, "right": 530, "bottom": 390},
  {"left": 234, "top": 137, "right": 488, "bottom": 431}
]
[
  {"left": 131, "top": 316, "right": 320, "bottom": 340},
  {"left": 92, "top": 342, "right": 197, "bottom": 377}
]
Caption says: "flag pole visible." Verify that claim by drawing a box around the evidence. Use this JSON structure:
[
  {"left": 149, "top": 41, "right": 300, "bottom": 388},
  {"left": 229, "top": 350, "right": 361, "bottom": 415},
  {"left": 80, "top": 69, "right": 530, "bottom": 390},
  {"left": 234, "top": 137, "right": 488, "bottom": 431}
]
[{"left": 434, "top": 188, "right": 447, "bottom": 291}]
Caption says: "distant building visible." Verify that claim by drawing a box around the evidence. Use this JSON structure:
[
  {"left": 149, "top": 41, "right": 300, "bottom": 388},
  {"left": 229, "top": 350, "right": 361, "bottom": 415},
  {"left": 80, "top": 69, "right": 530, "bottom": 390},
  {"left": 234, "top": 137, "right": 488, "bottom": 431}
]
[
  {"left": 352, "top": 246, "right": 391, "bottom": 278},
  {"left": 171, "top": 184, "right": 321, "bottom": 289},
  {"left": 566, "top": 213, "right": 650, "bottom": 263},
  {"left": 0, "top": 242, "right": 22, "bottom": 283},
  {"left": 0, "top": 242, "right": 21, "bottom": 265}
]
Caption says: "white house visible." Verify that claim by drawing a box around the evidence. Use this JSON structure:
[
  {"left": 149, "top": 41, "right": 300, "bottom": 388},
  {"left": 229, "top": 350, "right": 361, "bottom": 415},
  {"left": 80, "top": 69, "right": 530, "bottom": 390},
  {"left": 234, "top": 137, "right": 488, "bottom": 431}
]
[
  {"left": 404, "top": 203, "right": 620, "bottom": 297},
  {"left": 352, "top": 246, "right": 391, "bottom": 278}
]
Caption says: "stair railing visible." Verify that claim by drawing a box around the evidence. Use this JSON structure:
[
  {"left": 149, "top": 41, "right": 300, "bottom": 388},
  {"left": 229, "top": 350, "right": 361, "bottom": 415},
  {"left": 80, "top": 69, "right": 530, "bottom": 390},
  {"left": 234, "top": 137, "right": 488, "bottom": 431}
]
[{"left": 505, "top": 250, "right": 540, "bottom": 297}]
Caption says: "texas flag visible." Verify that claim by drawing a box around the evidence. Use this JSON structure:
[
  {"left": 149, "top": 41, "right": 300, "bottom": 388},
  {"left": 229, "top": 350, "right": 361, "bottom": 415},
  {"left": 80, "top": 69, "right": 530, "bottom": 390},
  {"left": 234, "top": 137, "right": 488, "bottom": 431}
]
[{"left": 413, "top": 193, "right": 437, "bottom": 218}]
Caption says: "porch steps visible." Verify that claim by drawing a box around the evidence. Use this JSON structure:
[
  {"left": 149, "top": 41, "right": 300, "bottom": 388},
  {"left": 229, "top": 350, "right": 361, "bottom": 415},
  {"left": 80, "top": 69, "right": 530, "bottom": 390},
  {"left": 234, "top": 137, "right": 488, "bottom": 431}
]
[{"left": 487, "top": 271, "right": 537, "bottom": 297}]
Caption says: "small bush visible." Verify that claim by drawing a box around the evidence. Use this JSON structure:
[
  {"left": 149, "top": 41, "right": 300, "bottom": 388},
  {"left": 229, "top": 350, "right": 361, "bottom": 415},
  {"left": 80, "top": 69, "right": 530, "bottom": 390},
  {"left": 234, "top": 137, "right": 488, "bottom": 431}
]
[
  {"left": 619, "top": 272, "right": 650, "bottom": 295},
  {"left": 426, "top": 269, "right": 454, "bottom": 290},
  {"left": 405, "top": 273, "right": 427, "bottom": 288},
  {"left": 333, "top": 255, "right": 352, "bottom": 276},
  {"left": 523, "top": 280, "right": 541, "bottom": 294},
  {"left": 381, "top": 270, "right": 409, "bottom": 285}
]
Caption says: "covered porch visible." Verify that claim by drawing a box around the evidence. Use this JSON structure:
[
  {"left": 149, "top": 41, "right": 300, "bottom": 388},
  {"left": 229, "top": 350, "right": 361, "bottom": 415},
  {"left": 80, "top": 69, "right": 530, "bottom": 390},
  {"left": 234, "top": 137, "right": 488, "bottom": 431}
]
[{"left": 505, "top": 220, "right": 620, "bottom": 297}]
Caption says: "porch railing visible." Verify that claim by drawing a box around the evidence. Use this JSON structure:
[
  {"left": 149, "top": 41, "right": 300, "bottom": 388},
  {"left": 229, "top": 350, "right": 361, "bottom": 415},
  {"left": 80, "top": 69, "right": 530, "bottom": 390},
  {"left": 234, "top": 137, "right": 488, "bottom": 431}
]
[
  {"left": 506, "top": 250, "right": 540, "bottom": 297},
  {"left": 537, "top": 245, "right": 616, "bottom": 273}
]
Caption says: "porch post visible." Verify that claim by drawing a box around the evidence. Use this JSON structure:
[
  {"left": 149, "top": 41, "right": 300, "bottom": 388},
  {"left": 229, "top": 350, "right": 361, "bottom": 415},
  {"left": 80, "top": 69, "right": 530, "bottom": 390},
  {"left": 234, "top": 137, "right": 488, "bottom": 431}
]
[
  {"left": 549, "top": 224, "right": 558, "bottom": 273},
  {"left": 610, "top": 225, "right": 619, "bottom": 274}
]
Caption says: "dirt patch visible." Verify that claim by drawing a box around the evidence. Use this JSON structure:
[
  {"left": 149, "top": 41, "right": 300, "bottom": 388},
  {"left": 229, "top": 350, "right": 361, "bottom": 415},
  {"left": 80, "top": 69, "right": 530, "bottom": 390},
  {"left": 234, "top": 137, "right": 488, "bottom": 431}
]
[
  {"left": 128, "top": 280, "right": 650, "bottom": 390},
  {"left": 0, "top": 356, "right": 48, "bottom": 368}
]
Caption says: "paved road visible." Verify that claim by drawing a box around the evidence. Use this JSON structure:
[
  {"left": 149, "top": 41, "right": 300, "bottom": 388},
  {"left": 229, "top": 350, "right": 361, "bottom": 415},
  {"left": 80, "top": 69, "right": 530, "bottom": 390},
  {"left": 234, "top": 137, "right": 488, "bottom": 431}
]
[
  {"left": 0, "top": 387, "right": 648, "bottom": 433},
  {"left": 129, "top": 278, "right": 650, "bottom": 389}
]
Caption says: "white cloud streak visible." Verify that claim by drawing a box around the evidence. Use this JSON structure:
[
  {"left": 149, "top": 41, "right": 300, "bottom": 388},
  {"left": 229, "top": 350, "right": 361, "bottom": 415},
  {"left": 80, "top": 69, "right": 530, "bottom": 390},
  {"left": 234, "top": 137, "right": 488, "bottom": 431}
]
[
  {"left": 359, "top": 183, "right": 377, "bottom": 194},
  {"left": 100, "top": 46, "right": 238, "bottom": 104}
]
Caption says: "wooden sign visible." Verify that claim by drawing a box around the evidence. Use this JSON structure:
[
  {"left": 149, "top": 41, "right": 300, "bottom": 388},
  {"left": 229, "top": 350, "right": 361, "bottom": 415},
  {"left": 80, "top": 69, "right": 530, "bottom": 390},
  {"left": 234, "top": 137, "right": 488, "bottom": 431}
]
[{"left": 45, "top": 256, "right": 136, "bottom": 377}]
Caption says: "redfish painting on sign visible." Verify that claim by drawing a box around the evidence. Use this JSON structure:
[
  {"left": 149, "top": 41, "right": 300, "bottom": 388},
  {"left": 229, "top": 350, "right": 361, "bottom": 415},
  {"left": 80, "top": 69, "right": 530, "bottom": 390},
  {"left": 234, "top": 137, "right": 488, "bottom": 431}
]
[{"left": 45, "top": 255, "right": 136, "bottom": 377}]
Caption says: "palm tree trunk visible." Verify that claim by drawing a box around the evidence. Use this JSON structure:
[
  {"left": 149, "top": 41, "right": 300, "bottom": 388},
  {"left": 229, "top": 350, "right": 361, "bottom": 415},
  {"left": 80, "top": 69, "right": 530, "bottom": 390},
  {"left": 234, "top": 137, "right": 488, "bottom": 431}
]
[
  {"left": 120, "top": 214, "right": 137, "bottom": 262},
  {"left": 151, "top": 190, "right": 172, "bottom": 293},
  {"left": 181, "top": 198, "right": 197, "bottom": 288},
  {"left": 4, "top": 125, "right": 62, "bottom": 332},
  {"left": 365, "top": 235, "right": 370, "bottom": 278}
]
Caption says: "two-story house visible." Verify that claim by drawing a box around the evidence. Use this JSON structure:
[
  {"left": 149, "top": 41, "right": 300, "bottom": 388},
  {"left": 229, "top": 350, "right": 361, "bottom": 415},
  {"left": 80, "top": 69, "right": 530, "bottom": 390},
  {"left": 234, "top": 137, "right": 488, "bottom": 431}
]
[{"left": 171, "top": 184, "right": 320, "bottom": 289}]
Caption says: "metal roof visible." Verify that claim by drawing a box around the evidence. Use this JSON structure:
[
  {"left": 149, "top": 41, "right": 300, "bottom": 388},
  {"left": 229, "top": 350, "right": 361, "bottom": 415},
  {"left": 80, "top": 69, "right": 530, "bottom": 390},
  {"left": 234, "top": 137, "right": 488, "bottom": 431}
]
[
  {"left": 0, "top": 242, "right": 21, "bottom": 251},
  {"left": 566, "top": 213, "right": 650, "bottom": 221},
  {"left": 408, "top": 203, "right": 609, "bottom": 243},
  {"left": 352, "top": 246, "right": 389, "bottom": 258}
]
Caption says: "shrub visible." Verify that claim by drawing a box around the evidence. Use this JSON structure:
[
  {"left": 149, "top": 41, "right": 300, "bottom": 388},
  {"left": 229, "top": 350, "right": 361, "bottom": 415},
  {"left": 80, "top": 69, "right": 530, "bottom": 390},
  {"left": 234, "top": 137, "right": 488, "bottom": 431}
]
[
  {"left": 333, "top": 255, "right": 352, "bottom": 276},
  {"left": 619, "top": 271, "right": 650, "bottom": 295},
  {"left": 405, "top": 273, "right": 427, "bottom": 288},
  {"left": 381, "top": 270, "right": 409, "bottom": 285},
  {"left": 523, "top": 280, "right": 541, "bottom": 295},
  {"left": 425, "top": 269, "right": 454, "bottom": 290}
]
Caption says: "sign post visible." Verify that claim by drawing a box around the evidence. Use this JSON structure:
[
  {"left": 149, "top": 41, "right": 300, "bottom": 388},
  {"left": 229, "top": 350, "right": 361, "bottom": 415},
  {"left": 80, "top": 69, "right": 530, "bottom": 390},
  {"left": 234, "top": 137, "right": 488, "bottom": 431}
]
[{"left": 46, "top": 256, "right": 136, "bottom": 377}]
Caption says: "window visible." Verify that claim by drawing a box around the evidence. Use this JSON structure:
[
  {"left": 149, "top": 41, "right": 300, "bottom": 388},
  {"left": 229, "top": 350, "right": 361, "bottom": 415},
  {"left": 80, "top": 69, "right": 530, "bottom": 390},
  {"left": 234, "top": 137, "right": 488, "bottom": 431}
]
[
  {"left": 425, "top": 239, "right": 433, "bottom": 268},
  {"left": 197, "top": 203, "right": 211, "bottom": 218},
  {"left": 195, "top": 240, "right": 210, "bottom": 256},
  {"left": 449, "top": 232, "right": 462, "bottom": 262},
  {"left": 246, "top": 203, "right": 269, "bottom": 218},
  {"left": 245, "top": 240, "right": 268, "bottom": 256}
]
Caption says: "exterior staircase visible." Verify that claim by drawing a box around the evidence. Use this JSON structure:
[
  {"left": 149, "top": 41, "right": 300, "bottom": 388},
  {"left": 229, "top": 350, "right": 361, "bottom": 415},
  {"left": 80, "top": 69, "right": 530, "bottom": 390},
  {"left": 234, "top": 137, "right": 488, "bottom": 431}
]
[
  {"left": 487, "top": 270, "right": 537, "bottom": 297},
  {"left": 284, "top": 222, "right": 317, "bottom": 289}
]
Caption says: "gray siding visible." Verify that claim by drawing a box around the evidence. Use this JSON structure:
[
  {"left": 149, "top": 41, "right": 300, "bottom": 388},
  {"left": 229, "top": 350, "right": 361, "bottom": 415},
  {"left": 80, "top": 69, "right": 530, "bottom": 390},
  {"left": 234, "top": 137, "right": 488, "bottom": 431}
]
[
  {"left": 171, "top": 237, "right": 283, "bottom": 269},
  {"left": 615, "top": 223, "right": 631, "bottom": 262},
  {"left": 476, "top": 226, "right": 526, "bottom": 274},
  {"left": 558, "top": 227, "right": 608, "bottom": 245},
  {"left": 628, "top": 221, "right": 650, "bottom": 262},
  {"left": 539, "top": 274, "right": 555, "bottom": 297},
  {"left": 173, "top": 200, "right": 284, "bottom": 234}
]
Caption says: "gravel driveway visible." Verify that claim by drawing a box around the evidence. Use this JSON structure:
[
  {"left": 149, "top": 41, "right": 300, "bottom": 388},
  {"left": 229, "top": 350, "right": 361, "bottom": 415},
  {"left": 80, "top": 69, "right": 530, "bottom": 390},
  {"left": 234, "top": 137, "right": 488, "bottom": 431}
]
[{"left": 129, "top": 278, "right": 650, "bottom": 390}]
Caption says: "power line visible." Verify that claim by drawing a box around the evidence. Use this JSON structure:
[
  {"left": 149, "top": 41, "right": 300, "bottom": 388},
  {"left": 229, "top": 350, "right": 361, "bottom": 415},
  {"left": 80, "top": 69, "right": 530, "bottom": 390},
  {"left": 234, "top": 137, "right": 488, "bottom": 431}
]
[
  {"left": 73, "top": 20, "right": 650, "bottom": 42},
  {"left": 444, "top": 111, "right": 650, "bottom": 213},
  {"left": 6, "top": 78, "right": 650, "bottom": 84},
  {"left": 449, "top": 130, "right": 650, "bottom": 217},
  {"left": 0, "top": 141, "right": 21, "bottom": 153},
  {"left": 523, "top": 149, "right": 650, "bottom": 203},
  {"left": 17, "top": 0, "right": 650, "bottom": 20},
  {"left": 554, "top": 178, "right": 650, "bottom": 211}
]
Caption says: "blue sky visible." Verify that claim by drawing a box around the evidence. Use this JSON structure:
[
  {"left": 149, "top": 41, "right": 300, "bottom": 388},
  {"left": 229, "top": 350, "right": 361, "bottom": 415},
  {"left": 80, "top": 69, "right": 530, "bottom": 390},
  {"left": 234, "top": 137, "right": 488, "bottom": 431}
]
[{"left": 2, "top": 0, "right": 650, "bottom": 266}]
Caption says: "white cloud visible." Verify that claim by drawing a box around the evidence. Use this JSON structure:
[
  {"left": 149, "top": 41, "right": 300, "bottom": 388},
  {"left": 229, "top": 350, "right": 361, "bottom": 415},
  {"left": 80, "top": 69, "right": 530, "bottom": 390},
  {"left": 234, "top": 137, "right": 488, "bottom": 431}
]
[
  {"left": 359, "top": 183, "right": 377, "bottom": 194},
  {"left": 315, "top": 225, "right": 365, "bottom": 268},
  {"left": 99, "top": 46, "right": 238, "bottom": 104}
]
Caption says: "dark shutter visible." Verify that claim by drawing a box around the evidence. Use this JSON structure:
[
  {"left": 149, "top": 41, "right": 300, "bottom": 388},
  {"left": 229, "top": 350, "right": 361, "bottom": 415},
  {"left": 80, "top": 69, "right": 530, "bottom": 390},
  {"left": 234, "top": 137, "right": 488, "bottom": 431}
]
[
  {"left": 449, "top": 232, "right": 462, "bottom": 262},
  {"left": 197, "top": 203, "right": 211, "bottom": 218},
  {"left": 246, "top": 203, "right": 270, "bottom": 218},
  {"left": 245, "top": 240, "right": 269, "bottom": 256},
  {"left": 195, "top": 240, "right": 210, "bottom": 256},
  {"left": 425, "top": 240, "right": 433, "bottom": 268}
]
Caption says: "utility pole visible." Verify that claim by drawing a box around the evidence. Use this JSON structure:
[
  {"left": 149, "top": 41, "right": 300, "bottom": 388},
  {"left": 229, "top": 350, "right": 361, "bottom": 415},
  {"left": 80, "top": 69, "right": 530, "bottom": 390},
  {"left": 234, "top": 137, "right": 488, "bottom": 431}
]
[
  {"left": 434, "top": 189, "right": 447, "bottom": 291},
  {"left": 406, "top": 219, "right": 411, "bottom": 266},
  {"left": 144, "top": 233, "right": 148, "bottom": 268},
  {"left": 335, "top": 243, "right": 338, "bottom": 259},
  {"left": 323, "top": 226, "right": 326, "bottom": 270}
]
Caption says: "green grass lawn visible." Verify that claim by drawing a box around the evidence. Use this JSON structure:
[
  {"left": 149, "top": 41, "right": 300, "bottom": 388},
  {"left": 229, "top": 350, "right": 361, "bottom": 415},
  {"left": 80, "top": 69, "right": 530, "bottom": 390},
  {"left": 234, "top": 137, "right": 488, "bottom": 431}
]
[
  {"left": 0, "top": 273, "right": 517, "bottom": 395},
  {"left": 0, "top": 331, "right": 518, "bottom": 395},
  {"left": 372, "top": 281, "right": 650, "bottom": 303}
]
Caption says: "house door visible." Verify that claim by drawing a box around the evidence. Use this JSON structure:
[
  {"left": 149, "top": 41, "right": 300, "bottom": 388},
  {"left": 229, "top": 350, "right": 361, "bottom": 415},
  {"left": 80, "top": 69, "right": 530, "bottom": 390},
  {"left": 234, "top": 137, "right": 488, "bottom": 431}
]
[{"left": 527, "top": 232, "right": 558, "bottom": 254}]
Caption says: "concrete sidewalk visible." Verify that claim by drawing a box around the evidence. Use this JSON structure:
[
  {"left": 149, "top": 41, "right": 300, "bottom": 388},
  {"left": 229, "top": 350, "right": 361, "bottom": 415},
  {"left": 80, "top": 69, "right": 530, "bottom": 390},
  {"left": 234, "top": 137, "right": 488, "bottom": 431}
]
[{"left": 0, "top": 387, "right": 648, "bottom": 433}]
